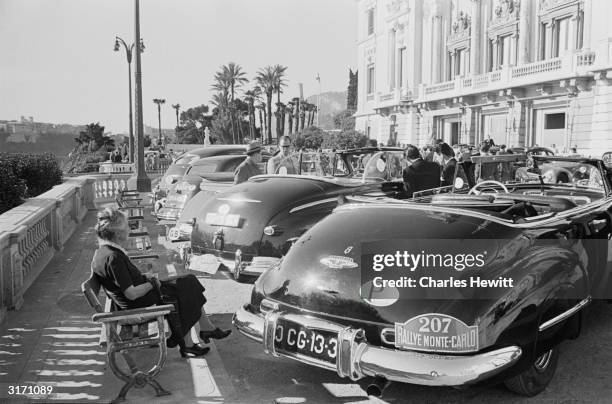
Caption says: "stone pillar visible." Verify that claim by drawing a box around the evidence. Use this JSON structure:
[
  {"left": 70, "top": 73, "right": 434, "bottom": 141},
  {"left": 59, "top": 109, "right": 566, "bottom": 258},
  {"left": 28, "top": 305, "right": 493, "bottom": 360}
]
[
  {"left": 510, "top": 34, "right": 518, "bottom": 66},
  {"left": 492, "top": 39, "right": 499, "bottom": 70},
  {"left": 518, "top": 0, "right": 530, "bottom": 63},
  {"left": 432, "top": 15, "right": 443, "bottom": 83},
  {"left": 408, "top": 0, "right": 423, "bottom": 90},
  {"left": 450, "top": 51, "right": 457, "bottom": 78},
  {"left": 470, "top": 0, "right": 482, "bottom": 74}
]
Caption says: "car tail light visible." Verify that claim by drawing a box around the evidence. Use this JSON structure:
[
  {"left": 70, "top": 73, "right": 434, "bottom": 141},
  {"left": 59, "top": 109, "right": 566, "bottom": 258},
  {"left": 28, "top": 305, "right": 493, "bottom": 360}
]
[{"left": 264, "top": 225, "right": 283, "bottom": 236}]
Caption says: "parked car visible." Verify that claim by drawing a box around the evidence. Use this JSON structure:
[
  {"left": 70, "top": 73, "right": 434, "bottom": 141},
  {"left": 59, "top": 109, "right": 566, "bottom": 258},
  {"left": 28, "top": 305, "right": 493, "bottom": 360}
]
[
  {"left": 154, "top": 145, "right": 248, "bottom": 204},
  {"left": 234, "top": 154, "right": 612, "bottom": 397},
  {"left": 189, "top": 148, "right": 407, "bottom": 281}
]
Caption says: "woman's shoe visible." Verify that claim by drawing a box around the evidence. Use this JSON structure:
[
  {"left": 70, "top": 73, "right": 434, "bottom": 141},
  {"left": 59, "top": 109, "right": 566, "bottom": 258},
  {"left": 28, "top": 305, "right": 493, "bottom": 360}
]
[
  {"left": 179, "top": 344, "right": 210, "bottom": 358},
  {"left": 199, "top": 328, "right": 231, "bottom": 343}
]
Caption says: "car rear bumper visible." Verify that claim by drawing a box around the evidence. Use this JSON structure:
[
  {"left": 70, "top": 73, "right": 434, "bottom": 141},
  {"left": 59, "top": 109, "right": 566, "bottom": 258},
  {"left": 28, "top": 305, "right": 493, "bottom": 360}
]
[
  {"left": 157, "top": 207, "right": 181, "bottom": 222},
  {"left": 191, "top": 245, "right": 280, "bottom": 276},
  {"left": 233, "top": 303, "right": 522, "bottom": 386}
]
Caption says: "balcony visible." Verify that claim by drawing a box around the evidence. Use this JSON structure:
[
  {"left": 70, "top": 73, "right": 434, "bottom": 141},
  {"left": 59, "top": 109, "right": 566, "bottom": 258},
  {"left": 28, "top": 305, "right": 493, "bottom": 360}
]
[{"left": 418, "top": 50, "right": 597, "bottom": 103}]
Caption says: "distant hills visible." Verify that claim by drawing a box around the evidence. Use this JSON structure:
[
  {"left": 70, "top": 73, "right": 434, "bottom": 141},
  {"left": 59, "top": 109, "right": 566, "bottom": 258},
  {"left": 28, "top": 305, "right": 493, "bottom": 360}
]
[{"left": 306, "top": 91, "right": 347, "bottom": 130}]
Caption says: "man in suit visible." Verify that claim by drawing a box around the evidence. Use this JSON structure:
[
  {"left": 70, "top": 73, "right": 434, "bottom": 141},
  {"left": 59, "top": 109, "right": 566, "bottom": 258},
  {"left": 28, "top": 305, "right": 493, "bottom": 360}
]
[
  {"left": 234, "top": 142, "right": 262, "bottom": 184},
  {"left": 403, "top": 144, "right": 441, "bottom": 197}
]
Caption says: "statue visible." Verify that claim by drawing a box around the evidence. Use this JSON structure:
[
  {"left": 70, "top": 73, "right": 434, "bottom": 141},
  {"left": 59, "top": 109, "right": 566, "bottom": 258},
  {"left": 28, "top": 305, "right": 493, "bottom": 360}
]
[{"left": 204, "top": 126, "right": 211, "bottom": 146}]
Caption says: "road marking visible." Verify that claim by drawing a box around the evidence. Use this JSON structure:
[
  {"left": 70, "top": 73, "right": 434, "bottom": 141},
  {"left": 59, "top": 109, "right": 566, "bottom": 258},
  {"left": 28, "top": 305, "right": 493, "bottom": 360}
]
[
  {"left": 188, "top": 358, "right": 222, "bottom": 398},
  {"left": 166, "top": 263, "right": 177, "bottom": 276}
]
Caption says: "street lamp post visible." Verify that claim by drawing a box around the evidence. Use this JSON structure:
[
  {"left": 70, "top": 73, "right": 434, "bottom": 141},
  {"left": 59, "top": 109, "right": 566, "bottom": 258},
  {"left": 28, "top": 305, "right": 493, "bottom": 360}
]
[
  {"left": 127, "top": 0, "right": 150, "bottom": 192},
  {"left": 114, "top": 36, "right": 144, "bottom": 162},
  {"left": 172, "top": 103, "right": 180, "bottom": 141},
  {"left": 316, "top": 73, "right": 321, "bottom": 127},
  {"left": 153, "top": 98, "right": 166, "bottom": 147}
]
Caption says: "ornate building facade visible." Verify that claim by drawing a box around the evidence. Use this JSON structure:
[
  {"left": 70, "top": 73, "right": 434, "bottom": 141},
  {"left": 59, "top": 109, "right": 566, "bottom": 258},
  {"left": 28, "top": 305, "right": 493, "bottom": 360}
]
[{"left": 355, "top": 0, "right": 612, "bottom": 156}]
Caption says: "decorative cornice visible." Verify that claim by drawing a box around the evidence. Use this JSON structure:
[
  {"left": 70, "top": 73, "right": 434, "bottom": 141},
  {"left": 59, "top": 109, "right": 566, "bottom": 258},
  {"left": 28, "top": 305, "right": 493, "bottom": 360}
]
[{"left": 539, "top": 0, "right": 577, "bottom": 13}]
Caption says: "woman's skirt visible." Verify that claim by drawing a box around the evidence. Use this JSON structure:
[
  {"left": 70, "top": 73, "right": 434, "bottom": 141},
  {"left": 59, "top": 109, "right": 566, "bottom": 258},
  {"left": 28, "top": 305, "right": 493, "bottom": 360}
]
[{"left": 159, "top": 274, "right": 206, "bottom": 339}]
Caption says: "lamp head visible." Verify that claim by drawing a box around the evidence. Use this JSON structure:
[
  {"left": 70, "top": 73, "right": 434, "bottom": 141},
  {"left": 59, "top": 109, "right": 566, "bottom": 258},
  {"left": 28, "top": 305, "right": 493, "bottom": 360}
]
[
  {"left": 139, "top": 39, "right": 145, "bottom": 52},
  {"left": 113, "top": 39, "right": 120, "bottom": 52}
]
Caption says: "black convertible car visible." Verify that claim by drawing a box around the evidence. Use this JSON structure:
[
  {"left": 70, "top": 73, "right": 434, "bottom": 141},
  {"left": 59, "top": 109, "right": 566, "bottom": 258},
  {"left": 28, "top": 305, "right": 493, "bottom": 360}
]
[
  {"left": 234, "top": 155, "right": 612, "bottom": 396},
  {"left": 189, "top": 148, "right": 406, "bottom": 280}
]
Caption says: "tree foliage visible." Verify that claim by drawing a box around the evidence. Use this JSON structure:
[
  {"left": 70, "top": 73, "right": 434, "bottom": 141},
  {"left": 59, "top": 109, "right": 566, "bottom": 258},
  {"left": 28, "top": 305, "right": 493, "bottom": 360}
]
[
  {"left": 333, "top": 110, "right": 356, "bottom": 132},
  {"left": 322, "top": 130, "right": 368, "bottom": 150},
  {"left": 347, "top": 69, "right": 358, "bottom": 112},
  {"left": 293, "top": 126, "right": 325, "bottom": 150}
]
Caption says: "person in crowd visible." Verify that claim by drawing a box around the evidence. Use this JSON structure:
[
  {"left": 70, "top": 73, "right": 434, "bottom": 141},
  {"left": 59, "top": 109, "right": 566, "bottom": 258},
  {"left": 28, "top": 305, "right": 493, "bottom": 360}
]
[
  {"left": 267, "top": 135, "right": 297, "bottom": 174},
  {"left": 90, "top": 207, "right": 231, "bottom": 358},
  {"left": 422, "top": 145, "right": 434, "bottom": 162},
  {"left": 439, "top": 143, "right": 460, "bottom": 187},
  {"left": 474, "top": 142, "right": 499, "bottom": 182},
  {"left": 402, "top": 144, "right": 441, "bottom": 197},
  {"left": 234, "top": 141, "right": 262, "bottom": 184}
]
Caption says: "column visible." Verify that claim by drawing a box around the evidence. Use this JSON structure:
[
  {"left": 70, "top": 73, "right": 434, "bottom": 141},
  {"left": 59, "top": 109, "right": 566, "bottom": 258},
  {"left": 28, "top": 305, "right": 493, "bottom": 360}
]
[
  {"left": 510, "top": 33, "right": 518, "bottom": 66},
  {"left": 518, "top": 0, "right": 530, "bottom": 63},
  {"left": 450, "top": 51, "right": 457, "bottom": 78},
  {"left": 470, "top": 0, "right": 482, "bottom": 74},
  {"left": 492, "top": 38, "right": 499, "bottom": 70},
  {"left": 432, "top": 15, "right": 443, "bottom": 83},
  {"left": 408, "top": 0, "right": 423, "bottom": 90}
]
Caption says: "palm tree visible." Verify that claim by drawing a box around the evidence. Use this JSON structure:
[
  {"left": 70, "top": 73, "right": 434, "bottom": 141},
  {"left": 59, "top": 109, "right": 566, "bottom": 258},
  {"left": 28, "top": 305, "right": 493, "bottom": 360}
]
[
  {"left": 272, "top": 65, "right": 288, "bottom": 138},
  {"left": 212, "top": 63, "right": 248, "bottom": 144},
  {"left": 244, "top": 86, "right": 262, "bottom": 140},
  {"left": 255, "top": 66, "right": 276, "bottom": 144},
  {"left": 257, "top": 102, "right": 266, "bottom": 138}
]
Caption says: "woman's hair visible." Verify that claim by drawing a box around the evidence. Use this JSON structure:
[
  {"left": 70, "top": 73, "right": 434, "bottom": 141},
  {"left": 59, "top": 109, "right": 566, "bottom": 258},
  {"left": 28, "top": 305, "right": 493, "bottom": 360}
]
[
  {"left": 439, "top": 143, "right": 454, "bottom": 158},
  {"left": 95, "top": 207, "right": 127, "bottom": 242}
]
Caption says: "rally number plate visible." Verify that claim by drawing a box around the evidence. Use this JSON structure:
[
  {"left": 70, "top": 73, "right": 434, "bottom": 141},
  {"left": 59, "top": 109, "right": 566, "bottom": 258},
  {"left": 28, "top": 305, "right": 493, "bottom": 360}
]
[{"left": 205, "top": 213, "right": 240, "bottom": 227}]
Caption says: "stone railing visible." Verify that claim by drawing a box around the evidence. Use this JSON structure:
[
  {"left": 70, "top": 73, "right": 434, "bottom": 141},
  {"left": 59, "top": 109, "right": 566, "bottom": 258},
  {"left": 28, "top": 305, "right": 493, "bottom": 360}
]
[
  {"left": 0, "top": 176, "right": 96, "bottom": 321},
  {"left": 0, "top": 171, "right": 164, "bottom": 324},
  {"left": 418, "top": 50, "right": 597, "bottom": 102},
  {"left": 99, "top": 160, "right": 171, "bottom": 175}
]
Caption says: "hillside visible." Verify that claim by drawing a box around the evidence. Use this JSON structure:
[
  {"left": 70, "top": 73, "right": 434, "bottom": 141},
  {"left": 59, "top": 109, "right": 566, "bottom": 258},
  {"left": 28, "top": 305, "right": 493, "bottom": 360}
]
[{"left": 306, "top": 91, "right": 347, "bottom": 130}]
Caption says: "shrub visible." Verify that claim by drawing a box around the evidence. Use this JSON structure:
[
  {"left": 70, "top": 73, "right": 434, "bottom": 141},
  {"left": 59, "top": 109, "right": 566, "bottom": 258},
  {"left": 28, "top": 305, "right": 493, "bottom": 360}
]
[
  {"left": 322, "top": 130, "right": 368, "bottom": 150},
  {"left": 0, "top": 153, "right": 63, "bottom": 214},
  {"left": 293, "top": 126, "right": 325, "bottom": 150}
]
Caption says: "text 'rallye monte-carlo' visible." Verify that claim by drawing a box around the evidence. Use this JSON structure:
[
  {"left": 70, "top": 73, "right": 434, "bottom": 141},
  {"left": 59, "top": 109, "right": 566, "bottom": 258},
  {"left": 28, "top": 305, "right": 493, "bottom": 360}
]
[{"left": 233, "top": 154, "right": 612, "bottom": 397}]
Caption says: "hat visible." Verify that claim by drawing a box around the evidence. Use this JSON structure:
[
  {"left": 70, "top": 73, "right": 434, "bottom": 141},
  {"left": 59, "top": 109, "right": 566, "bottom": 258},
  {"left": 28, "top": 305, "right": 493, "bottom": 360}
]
[{"left": 246, "top": 141, "right": 262, "bottom": 155}]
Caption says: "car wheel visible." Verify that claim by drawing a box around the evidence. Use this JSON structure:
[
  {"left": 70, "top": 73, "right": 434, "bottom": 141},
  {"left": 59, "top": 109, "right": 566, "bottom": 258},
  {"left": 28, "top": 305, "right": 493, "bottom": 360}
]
[{"left": 504, "top": 347, "right": 559, "bottom": 396}]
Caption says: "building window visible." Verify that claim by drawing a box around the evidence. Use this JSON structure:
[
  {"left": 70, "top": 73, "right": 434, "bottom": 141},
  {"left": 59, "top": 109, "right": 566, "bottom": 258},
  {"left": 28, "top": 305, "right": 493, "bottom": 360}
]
[
  {"left": 457, "top": 48, "right": 469, "bottom": 76},
  {"left": 398, "top": 47, "right": 406, "bottom": 88},
  {"left": 545, "top": 113, "right": 565, "bottom": 129},
  {"left": 499, "top": 35, "right": 513, "bottom": 66},
  {"left": 367, "top": 65, "right": 375, "bottom": 94},
  {"left": 367, "top": 8, "right": 375, "bottom": 36},
  {"left": 555, "top": 17, "right": 571, "bottom": 56}
]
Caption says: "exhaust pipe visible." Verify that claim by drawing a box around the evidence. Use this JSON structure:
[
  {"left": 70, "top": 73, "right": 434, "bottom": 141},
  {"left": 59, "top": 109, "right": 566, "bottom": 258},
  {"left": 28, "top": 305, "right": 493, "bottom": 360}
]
[{"left": 366, "top": 376, "right": 390, "bottom": 397}]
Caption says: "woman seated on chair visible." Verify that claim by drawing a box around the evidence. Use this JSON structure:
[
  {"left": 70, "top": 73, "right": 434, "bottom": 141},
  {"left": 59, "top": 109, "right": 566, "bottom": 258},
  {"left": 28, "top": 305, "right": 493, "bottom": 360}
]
[{"left": 90, "top": 207, "right": 231, "bottom": 357}]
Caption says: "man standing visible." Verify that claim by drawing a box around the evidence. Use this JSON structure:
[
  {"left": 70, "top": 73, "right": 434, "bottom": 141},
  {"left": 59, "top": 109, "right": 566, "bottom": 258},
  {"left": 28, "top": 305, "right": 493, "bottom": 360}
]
[
  {"left": 234, "top": 142, "right": 262, "bottom": 184},
  {"left": 267, "top": 135, "right": 297, "bottom": 174},
  {"left": 402, "top": 144, "right": 441, "bottom": 197}
]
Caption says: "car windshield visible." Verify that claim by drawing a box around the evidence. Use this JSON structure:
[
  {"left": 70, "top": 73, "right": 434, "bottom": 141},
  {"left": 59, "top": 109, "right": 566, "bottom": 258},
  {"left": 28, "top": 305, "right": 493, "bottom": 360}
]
[
  {"left": 188, "top": 162, "right": 218, "bottom": 176},
  {"left": 335, "top": 150, "right": 405, "bottom": 181},
  {"left": 515, "top": 158, "right": 606, "bottom": 192}
]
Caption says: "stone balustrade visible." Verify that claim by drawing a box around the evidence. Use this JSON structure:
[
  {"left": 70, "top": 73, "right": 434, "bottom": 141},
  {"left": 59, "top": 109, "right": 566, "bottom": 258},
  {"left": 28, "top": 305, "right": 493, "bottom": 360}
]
[
  {"left": 0, "top": 176, "right": 97, "bottom": 322},
  {"left": 0, "top": 172, "right": 163, "bottom": 324},
  {"left": 419, "top": 50, "right": 597, "bottom": 102}
]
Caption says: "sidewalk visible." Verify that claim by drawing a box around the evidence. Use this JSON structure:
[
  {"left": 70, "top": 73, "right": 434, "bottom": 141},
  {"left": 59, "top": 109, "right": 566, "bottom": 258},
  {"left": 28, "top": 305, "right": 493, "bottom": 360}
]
[{"left": 0, "top": 207, "right": 234, "bottom": 403}]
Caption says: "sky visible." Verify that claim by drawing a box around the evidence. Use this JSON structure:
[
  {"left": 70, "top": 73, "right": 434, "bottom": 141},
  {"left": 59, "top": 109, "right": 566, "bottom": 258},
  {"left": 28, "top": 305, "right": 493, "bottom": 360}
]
[{"left": 0, "top": 0, "right": 357, "bottom": 134}]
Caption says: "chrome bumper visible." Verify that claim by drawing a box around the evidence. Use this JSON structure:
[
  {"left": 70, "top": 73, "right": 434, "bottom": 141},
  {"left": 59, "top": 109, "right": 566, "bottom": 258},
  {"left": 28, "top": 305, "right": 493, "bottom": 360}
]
[{"left": 233, "top": 304, "right": 522, "bottom": 386}]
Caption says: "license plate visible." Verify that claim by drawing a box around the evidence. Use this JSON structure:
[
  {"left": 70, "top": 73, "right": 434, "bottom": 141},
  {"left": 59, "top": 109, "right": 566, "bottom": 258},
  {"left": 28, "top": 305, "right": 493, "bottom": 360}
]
[
  {"left": 205, "top": 213, "right": 240, "bottom": 227},
  {"left": 274, "top": 319, "right": 338, "bottom": 365},
  {"left": 168, "top": 227, "right": 180, "bottom": 241}
]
